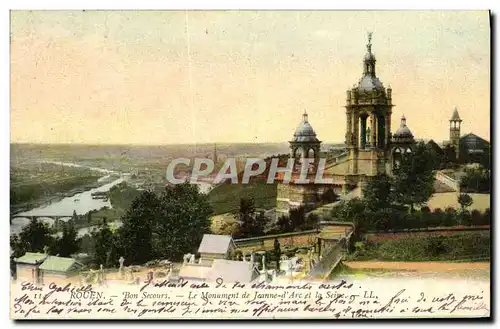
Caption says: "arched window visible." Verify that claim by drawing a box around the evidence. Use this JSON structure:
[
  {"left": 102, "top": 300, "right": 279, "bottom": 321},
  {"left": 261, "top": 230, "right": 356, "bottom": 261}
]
[{"left": 393, "top": 148, "right": 402, "bottom": 170}]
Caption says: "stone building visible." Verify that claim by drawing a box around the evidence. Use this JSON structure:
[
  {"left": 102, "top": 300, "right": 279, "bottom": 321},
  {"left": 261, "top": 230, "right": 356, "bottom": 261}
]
[
  {"left": 197, "top": 234, "right": 236, "bottom": 265},
  {"left": 14, "top": 252, "right": 48, "bottom": 284},
  {"left": 38, "top": 256, "right": 85, "bottom": 284},
  {"left": 276, "top": 33, "right": 415, "bottom": 215},
  {"left": 276, "top": 111, "right": 327, "bottom": 215}
]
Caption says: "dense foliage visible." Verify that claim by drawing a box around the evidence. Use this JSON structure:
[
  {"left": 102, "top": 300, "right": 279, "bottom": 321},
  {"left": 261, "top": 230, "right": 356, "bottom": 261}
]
[
  {"left": 348, "top": 232, "right": 490, "bottom": 262},
  {"left": 392, "top": 142, "right": 436, "bottom": 212},
  {"left": 460, "top": 166, "right": 490, "bottom": 193}
]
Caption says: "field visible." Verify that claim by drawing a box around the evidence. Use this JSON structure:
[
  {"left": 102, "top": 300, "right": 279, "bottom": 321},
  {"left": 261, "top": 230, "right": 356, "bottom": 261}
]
[
  {"left": 10, "top": 163, "right": 101, "bottom": 211},
  {"left": 342, "top": 261, "right": 490, "bottom": 279},
  {"left": 427, "top": 192, "right": 490, "bottom": 212}
]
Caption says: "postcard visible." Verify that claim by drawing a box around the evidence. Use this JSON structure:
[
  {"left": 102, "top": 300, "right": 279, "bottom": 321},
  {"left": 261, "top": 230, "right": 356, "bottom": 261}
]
[{"left": 10, "top": 10, "right": 491, "bottom": 320}]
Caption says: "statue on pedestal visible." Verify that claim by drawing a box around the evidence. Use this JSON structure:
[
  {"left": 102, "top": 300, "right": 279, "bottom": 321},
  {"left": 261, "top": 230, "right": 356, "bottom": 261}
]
[{"left": 119, "top": 256, "right": 125, "bottom": 278}]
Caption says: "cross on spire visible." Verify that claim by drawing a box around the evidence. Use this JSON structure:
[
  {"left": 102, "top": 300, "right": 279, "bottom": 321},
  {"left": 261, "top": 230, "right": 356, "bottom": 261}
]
[{"left": 367, "top": 32, "right": 373, "bottom": 53}]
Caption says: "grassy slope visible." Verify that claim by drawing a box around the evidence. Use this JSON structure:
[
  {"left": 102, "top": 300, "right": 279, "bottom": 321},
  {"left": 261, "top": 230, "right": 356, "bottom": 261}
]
[
  {"left": 427, "top": 193, "right": 490, "bottom": 212},
  {"left": 208, "top": 181, "right": 277, "bottom": 215}
]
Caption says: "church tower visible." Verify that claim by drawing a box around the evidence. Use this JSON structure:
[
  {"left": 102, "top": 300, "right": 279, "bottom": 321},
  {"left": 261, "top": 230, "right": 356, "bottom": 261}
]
[
  {"left": 449, "top": 107, "right": 462, "bottom": 159},
  {"left": 345, "top": 33, "right": 393, "bottom": 176}
]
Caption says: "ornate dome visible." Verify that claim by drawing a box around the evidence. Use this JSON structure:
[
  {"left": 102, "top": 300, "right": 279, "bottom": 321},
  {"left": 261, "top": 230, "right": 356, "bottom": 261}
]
[
  {"left": 393, "top": 115, "right": 414, "bottom": 138},
  {"left": 357, "top": 32, "right": 385, "bottom": 93},
  {"left": 293, "top": 111, "right": 319, "bottom": 143},
  {"left": 358, "top": 75, "right": 385, "bottom": 93}
]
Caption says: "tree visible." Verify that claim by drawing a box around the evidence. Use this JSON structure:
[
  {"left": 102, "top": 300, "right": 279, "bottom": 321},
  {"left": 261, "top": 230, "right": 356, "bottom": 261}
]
[
  {"left": 10, "top": 235, "right": 27, "bottom": 258},
  {"left": 216, "top": 221, "right": 241, "bottom": 237},
  {"left": 54, "top": 220, "right": 80, "bottom": 257},
  {"left": 460, "top": 167, "right": 490, "bottom": 193},
  {"left": 153, "top": 184, "right": 213, "bottom": 261},
  {"left": 236, "top": 197, "right": 256, "bottom": 222},
  {"left": 457, "top": 193, "right": 473, "bottom": 215},
  {"left": 91, "top": 218, "right": 116, "bottom": 268},
  {"left": 274, "top": 238, "right": 281, "bottom": 272},
  {"left": 275, "top": 215, "right": 292, "bottom": 233},
  {"left": 303, "top": 213, "right": 320, "bottom": 231},
  {"left": 320, "top": 188, "right": 338, "bottom": 204},
  {"left": 118, "top": 190, "right": 159, "bottom": 265},
  {"left": 240, "top": 211, "right": 267, "bottom": 238},
  {"left": 289, "top": 206, "right": 306, "bottom": 232},
  {"left": 392, "top": 142, "right": 436, "bottom": 213},
  {"left": 237, "top": 198, "right": 266, "bottom": 238},
  {"left": 16, "top": 218, "right": 55, "bottom": 254},
  {"left": 362, "top": 173, "right": 393, "bottom": 211}
]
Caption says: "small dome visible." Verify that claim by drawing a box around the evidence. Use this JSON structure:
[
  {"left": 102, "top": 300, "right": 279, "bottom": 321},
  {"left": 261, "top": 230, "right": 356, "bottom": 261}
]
[
  {"left": 393, "top": 115, "right": 414, "bottom": 138},
  {"left": 358, "top": 75, "right": 385, "bottom": 93},
  {"left": 364, "top": 52, "right": 376, "bottom": 61},
  {"left": 394, "top": 125, "right": 413, "bottom": 137},
  {"left": 293, "top": 111, "right": 319, "bottom": 143}
]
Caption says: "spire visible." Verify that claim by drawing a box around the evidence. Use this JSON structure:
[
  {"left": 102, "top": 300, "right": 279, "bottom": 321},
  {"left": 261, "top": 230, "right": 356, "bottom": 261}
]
[
  {"left": 400, "top": 115, "right": 406, "bottom": 127},
  {"left": 363, "top": 32, "right": 376, "bottom": 76},
  {"left": 450, "top": 106, "right": 462, "bottom": 122},
  {"left": 213, "top": 143, "right": 217, "bottom": 163},
  {"left": 302, "top": 110, "right": 308, "bottom": 123}
]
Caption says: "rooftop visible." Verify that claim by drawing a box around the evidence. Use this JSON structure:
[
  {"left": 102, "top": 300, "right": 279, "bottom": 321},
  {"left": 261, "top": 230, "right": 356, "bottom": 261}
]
[
  {"left": 206, "top": 259, "right": 260, "bottom": 283},
  {"left": 178, "top": 264, "right": 212, "bottom": 281},
  {"left": 15, "top": 252, "right": 47, "bottom": 265},
  {"left": 198, "top": 234, "right": 234, "bottom": 255},
  {"left": 39, "top": 256, "right": 84, "bottom": 273},
  {"left": 450, "top": 107, "right": 462, "bottom": 121}
]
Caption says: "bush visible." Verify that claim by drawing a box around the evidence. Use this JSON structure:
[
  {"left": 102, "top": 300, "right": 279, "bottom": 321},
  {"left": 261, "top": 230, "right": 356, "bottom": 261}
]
[{"left": 351, "top": 232, "right": 490, "bottom": 261}]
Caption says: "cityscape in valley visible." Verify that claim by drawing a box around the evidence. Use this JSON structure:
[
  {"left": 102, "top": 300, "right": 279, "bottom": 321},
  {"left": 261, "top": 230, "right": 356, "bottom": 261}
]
[{"left": 10, "top": 11, "right": 490, "bottom": 290}]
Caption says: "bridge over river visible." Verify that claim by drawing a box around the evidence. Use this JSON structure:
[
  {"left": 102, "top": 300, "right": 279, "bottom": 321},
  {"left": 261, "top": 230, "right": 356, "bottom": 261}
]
[{"left": 11, "top": 214, "right": 75, "bottom": 221}]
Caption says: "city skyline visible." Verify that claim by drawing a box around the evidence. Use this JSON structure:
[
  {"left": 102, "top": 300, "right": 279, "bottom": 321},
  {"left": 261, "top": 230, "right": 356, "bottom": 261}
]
[{"left": 11, "top": 11, "right": 490, "bottom": 145}]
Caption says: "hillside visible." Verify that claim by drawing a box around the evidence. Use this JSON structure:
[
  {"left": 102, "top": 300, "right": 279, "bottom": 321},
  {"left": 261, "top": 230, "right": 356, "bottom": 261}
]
[{"left": 208, "top": 181, "right": 277, "bottom": 215}]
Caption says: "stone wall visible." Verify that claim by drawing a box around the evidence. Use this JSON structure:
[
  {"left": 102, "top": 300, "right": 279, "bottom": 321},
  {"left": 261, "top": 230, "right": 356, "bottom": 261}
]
[
  {"left": 276, "top": 183, "right": 319, "bottom": 215},
  {"left": 234, "top": 230, "right": 319, "bottom": 253}
]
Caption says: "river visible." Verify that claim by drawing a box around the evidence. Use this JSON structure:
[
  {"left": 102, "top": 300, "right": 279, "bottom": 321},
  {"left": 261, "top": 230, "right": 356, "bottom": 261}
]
[{"left": 10, "top": 162, "right": 214, "bottom": 236}]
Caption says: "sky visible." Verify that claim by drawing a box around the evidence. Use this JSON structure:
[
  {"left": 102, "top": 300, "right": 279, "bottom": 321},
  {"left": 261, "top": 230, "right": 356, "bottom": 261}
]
[{"left": 10, "top": 10, "right": 490, "bottom": 145}]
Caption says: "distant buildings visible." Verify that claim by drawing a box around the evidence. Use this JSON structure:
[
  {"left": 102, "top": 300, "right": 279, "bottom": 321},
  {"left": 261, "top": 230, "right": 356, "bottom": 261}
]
[{"left": 442, "top": 107, "right": 490, "bottom": 166}]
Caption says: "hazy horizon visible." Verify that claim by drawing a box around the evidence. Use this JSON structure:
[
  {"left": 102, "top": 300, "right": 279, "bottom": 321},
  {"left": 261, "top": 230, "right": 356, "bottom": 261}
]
[{"left": 11, "top": 11, "right": 490, "bottom": 145}]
